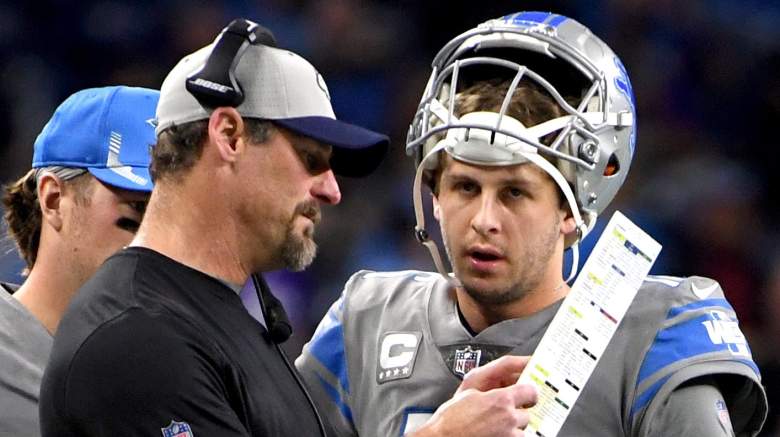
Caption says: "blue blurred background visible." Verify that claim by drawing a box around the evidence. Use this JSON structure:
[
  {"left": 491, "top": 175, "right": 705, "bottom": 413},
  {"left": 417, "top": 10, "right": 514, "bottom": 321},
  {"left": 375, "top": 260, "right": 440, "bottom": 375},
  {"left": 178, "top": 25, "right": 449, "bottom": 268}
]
[{"left": 1, "top": 0, "right": 778, "bottom": 432}]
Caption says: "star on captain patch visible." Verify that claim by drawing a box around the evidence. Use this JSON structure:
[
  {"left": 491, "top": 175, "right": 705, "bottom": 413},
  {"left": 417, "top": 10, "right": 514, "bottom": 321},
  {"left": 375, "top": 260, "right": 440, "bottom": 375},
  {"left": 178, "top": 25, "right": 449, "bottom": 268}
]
[{"left": 453, "top": 346, "right": 482, "bottom": 377}]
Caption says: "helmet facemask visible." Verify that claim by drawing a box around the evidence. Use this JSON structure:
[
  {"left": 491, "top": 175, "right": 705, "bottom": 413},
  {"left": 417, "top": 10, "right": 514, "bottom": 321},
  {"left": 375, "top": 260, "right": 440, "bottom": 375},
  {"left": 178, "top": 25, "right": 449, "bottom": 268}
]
[{"left": 406, "top": 12, "right": 636, "bottom": 284}]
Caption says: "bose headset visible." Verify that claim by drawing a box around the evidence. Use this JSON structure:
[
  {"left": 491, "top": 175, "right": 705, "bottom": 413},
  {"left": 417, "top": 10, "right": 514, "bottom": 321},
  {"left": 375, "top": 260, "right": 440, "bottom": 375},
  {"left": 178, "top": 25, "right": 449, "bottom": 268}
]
[{"left": 186, "top": 18, "right": 293, "bottom": 344}]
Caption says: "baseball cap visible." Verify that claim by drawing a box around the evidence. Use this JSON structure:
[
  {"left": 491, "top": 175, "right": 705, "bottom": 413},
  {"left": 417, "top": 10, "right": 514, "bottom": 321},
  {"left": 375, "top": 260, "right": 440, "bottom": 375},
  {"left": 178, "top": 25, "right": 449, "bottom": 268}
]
[
  {"left": 156, "top": 42, "right": 389, "bottom": 177},
  {"left": 32, "top": 86, "right": 159, "bottom": 192}
]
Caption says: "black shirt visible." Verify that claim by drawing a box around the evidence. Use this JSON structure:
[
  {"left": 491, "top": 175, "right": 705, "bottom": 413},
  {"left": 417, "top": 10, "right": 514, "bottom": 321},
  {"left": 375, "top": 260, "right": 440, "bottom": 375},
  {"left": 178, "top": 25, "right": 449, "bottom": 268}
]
[{"left": 40, "top": 247, "right": 326, "bottom": 436}]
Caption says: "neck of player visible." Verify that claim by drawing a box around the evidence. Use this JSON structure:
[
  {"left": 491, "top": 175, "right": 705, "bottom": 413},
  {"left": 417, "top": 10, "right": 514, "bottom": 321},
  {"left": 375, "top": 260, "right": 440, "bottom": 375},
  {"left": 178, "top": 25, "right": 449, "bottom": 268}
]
[{"left": 455, "top": 256, "right": 570, "bottom": 333}]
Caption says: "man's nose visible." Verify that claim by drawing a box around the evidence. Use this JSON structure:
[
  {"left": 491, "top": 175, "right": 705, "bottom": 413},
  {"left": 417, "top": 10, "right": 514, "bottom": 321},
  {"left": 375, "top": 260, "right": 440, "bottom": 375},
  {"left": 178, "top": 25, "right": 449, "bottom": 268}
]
[
  {"left": 312, "top": 170, "right": 341, "bottom": 205},
  {"left": 471, "top": 195, "right": 501, "bottom": 236}
]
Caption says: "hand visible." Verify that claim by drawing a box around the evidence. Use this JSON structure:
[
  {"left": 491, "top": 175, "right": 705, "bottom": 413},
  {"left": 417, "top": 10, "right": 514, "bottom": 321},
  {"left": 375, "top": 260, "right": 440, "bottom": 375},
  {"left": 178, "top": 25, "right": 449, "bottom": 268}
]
[
  {"left": 408, "top": 356, "right": 537, "bottom": 437},
  {"left": 458, "top": 355, "right": 530, "bottom": 393}
]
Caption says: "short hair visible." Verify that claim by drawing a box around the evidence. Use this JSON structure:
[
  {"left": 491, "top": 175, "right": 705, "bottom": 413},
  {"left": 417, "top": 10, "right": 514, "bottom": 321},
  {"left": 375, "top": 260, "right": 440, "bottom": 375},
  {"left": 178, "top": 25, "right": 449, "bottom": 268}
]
[
  {"left": 426, "top": 79, "right": 567, "bottom": 196},
  {"left": 3, "top": 170, "right": 93, "bottom": 272},
  {"left": 151, "top": 117, "right": 276, "bottom": 182}
]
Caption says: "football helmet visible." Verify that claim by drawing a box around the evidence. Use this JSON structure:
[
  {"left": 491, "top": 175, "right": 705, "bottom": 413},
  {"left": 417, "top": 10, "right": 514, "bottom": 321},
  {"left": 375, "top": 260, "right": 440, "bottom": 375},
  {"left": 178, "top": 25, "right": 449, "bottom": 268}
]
[{"left": 406, "top": 11, "right": 636, "bottom": 282}]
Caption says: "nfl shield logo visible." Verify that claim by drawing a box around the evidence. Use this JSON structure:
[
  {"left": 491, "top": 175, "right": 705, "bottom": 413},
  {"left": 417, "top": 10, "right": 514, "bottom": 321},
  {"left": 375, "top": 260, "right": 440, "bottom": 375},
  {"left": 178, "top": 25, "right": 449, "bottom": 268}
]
[
  {"left": 161, "top": 420, "right": 194, "bottom": 437},
  {"left": 715, "top": 400, "right": 732, "bottom": 430},
  {"left": 453, "top": 346, "right": 482, "bottom": 377}
]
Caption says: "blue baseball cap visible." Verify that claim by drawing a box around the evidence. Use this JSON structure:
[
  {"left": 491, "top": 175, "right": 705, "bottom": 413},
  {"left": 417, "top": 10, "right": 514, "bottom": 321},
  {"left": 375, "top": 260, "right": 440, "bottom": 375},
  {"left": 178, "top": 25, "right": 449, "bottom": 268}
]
[{"left": 32, "top": 86, "right": 160, "bottom": 192}]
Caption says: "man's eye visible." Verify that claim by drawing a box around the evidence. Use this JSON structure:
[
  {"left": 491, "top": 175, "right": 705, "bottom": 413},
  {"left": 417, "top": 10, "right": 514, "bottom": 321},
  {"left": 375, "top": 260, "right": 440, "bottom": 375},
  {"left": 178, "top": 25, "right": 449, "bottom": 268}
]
[
  {"left": 451, "top": 180, "right": 473, "bottom": 191},
  {"left": 129, "top": 201, "right": 147, "bottom": 215},
  {"left": 115, "top": 217, "right": 140, "bottom": 233},
  {"left": 305, "top": 153, "right": 318, "bottom": 170},
  {"left": 301, "top": 150, "right": 329, "bottom": 174},
  {"left": 459, "top": 182, "right": 477, "bottom": 193},
  {"left": 508, "top": 187, "right": 524, "bottom": 198}
]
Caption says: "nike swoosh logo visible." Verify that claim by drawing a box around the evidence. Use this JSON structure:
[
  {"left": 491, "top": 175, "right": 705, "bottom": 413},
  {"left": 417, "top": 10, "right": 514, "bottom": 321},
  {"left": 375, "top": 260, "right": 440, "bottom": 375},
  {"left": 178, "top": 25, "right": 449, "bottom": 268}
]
[{"left": 691, "top": 282, "right": 719, "bottom": 299}]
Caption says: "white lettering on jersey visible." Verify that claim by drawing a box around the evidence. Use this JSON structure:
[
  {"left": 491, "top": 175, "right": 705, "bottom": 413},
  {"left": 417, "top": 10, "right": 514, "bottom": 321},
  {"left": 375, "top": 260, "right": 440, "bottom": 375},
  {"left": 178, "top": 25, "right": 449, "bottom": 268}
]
[
  {"left": 377, "top": 332, "right": 421, "bottom": 383},
  {"left": 402, "top": 412, "right": 434, "bottom": 434},
  {"left": 701, "top": 310, "right": 751, "bottom": 358}
]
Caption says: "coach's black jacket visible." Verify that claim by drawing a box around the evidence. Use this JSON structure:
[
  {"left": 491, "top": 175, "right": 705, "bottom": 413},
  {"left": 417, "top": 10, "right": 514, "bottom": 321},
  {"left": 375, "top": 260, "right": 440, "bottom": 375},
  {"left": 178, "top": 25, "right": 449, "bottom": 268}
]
[{"left": 40, "top": 247, "right": 327, "bottom": 436}]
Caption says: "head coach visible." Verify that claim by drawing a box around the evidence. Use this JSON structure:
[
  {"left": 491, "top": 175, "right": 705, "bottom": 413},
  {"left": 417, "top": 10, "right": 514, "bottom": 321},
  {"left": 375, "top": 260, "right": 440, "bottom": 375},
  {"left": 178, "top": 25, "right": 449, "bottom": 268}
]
[{"left": 39, "top": 19, "right": 388, "bottom": 437}]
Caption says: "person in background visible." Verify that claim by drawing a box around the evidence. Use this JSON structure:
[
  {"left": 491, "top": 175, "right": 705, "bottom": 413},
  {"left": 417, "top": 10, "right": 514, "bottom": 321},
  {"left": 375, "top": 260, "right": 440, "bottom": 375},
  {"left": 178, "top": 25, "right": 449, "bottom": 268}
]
[{"left": 0, "top": 85, "right": 158, "bottom": 436}]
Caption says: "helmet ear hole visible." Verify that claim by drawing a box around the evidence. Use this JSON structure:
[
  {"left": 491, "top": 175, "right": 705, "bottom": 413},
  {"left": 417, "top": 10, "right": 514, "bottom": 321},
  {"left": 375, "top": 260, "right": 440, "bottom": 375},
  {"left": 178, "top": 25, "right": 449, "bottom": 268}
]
[{"left": 604, "top": 153, "right": 620, "bottom": 177}]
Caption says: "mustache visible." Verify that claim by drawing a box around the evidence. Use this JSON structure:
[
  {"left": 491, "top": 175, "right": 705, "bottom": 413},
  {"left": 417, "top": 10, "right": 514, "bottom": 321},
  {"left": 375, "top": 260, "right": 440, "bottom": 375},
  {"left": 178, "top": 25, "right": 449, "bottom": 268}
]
[{"left": 295, "top": 200, "right": 321, "bottom": 225}]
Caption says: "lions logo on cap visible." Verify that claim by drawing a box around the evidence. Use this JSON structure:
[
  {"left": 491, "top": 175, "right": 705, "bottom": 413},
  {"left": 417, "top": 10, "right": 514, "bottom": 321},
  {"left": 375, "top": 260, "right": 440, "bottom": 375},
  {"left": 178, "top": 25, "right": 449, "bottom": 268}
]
[{"left": 316, "top": 72, "right": 331, "bottom": 101}]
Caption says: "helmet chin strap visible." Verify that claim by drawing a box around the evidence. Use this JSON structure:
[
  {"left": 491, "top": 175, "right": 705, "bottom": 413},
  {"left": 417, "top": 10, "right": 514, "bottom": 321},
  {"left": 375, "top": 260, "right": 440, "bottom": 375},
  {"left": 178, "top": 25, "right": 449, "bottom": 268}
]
[
  {"left": 519, "top": 151, "right": 590, "bottom": 283},
  {"left": 413, "top": 143, "right": 462, "bottom": 288},
  {"left": 412, "top": 111, "right": 594, "bottom": 286}
]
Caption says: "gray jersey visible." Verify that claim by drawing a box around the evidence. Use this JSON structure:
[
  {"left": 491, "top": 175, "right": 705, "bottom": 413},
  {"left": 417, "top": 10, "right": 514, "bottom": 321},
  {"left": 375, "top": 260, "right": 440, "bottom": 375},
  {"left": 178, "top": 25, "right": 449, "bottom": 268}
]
[
  {"left": 0, "top": 283, "right": 52, "bottom": 437},
  {"left": 296, "top": 271, "right": 767, "bottom": 437}
]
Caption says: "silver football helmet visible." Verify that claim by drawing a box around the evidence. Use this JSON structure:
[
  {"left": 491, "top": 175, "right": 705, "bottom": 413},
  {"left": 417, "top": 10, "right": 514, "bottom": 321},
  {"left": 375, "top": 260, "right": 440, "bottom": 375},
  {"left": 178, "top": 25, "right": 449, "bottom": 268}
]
[{"left": 406, "top": 11, "right": 636, "bottom": 282}]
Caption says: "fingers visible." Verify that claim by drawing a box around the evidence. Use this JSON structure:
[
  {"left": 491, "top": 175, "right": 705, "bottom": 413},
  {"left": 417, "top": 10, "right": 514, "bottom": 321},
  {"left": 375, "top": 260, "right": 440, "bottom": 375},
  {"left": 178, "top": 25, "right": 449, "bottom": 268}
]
[
  {"left": 459, "top": 355, "right": 531, "bottom": 392},
  {"left": 418, "top": 382, "right": 537, "bottom": 437},
  {"left": 516, "top": 408, "right": 531, "bottom": 432},
  {"left": 493, "top": 385, "right": 534, "bottom": 432},
  {"left": 509, "top": 382, "right": 538, "bottom": 409}
]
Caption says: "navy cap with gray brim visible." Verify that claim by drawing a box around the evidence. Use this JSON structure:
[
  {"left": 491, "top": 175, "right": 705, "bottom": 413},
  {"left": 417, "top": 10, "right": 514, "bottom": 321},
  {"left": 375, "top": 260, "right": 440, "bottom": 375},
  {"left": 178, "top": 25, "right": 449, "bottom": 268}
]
[
  {"left": 32, "top": 86, "right": 159, "bottom": 192},
  {"left": 156, "top": 43, "right": 388, "bottom": 177}
]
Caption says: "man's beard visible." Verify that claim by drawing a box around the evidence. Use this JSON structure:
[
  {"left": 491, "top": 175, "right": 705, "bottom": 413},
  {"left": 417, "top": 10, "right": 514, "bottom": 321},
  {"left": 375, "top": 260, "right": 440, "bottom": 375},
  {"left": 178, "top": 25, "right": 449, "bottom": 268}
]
[
  {"left": 441, "top": 214, "right": 560, "bottom": 306},
  {"left": 280, "top": 201, "right": 320, "bottom": 271}
]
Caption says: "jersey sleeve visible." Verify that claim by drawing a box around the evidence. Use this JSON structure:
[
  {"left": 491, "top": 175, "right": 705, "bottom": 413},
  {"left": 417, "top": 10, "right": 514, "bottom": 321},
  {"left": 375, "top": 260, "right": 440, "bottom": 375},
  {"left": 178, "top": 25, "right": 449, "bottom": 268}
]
[
  {"left": 43, "top": 309, "right": 249, "bottom": 436},
  {"left": 629, "top": 278, "right": 768, "bottom": 436},
  {"left": 296, "top": 288, "right": 358, "bottom": 437},
  {"left": 645, "top": 376, "right": 737, "bottom": 436}
]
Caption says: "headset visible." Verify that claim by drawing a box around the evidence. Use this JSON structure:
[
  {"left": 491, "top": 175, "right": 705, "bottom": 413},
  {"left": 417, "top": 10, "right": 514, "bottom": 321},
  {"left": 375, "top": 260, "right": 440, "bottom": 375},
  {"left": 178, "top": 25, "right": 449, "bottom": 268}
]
[
  {"left": 186, "top": 18, "right": 277, "bottom": 108},
  {"left": 187, "top": 19, "right": 293, "bottom": 344},
  {"left": 251, "top": 273, "right": 293, "bottom": 344}
]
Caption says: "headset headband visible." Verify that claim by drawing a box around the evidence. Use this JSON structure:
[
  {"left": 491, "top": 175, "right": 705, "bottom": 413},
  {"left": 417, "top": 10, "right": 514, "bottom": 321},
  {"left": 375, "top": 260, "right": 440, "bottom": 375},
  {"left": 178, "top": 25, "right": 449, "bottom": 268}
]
[{"left": 185, "top": 18, "right": 277, "bottom": 108}]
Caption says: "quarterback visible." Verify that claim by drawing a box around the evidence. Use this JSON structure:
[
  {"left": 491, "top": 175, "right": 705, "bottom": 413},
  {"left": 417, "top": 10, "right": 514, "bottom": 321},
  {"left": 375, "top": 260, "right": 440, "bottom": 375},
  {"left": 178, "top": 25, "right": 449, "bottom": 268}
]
[{"left": 296, "top": 11, "right": 767, "bottom": 437}]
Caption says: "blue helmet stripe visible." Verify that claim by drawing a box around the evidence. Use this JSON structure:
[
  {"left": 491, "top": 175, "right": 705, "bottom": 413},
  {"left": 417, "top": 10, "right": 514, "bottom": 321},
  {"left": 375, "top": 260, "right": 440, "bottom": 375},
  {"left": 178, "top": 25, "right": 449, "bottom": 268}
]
[
  {"left": 548, "top": 14, "right": 568, "bottom": 27},
  {"left": 499, "top": 11, "right": 567, "bottom": 28}
]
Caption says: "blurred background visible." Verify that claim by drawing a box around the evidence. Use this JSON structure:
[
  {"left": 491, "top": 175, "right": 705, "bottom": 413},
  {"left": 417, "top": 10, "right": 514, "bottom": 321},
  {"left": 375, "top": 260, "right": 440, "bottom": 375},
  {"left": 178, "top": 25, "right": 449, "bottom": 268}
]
[{"left": 0, "top": 0, "right": 778, "bottom": 433}]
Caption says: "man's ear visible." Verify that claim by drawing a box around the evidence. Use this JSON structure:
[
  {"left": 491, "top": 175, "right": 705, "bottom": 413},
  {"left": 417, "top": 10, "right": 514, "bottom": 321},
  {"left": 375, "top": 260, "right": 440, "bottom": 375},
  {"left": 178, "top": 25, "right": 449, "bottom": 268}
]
[
  {"left": 560, "top": 207, "right": 577, "bottom": 238},
  {"left": 37, "top": 173, "right": 64, "bottom": 231},
  {"left": 207, "top": 107, "right": 245, "bottom": 163},
  {"left": 432, "top": 194, "right": 441, "bottom": 222}
]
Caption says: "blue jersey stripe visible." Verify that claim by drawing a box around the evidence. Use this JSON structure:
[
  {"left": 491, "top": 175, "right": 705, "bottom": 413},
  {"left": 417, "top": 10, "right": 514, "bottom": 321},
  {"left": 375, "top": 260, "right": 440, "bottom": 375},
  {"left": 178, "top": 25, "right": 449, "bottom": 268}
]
[
  {"left": 666, "top": 298, "right": 733, "bottom": 319},
  {"left": 317, "top": 374, "right": 354, "bottom": 425},
  {"left": 638, "top": 312, "right": 756, "bottom": 384},
  {"left": 309, "top": 309, "right": 351, "bottom": 394},
  {"left": 630, "top": 374, "right": 671, "bottom": 418}
]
